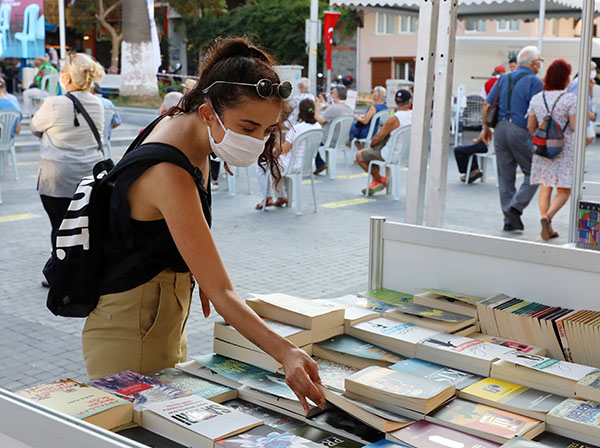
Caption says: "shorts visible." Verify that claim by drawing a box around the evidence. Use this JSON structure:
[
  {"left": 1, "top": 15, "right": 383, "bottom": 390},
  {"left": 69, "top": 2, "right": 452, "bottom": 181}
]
[
  {"left": 360, "top": 147, "right": 384, "bottom": 163},
  {"left": 587, "top": 123, "right": 596, "bottom": 140}
]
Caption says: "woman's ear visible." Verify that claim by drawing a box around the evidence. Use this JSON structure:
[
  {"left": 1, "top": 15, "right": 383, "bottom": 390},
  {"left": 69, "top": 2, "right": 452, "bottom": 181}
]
[{"left": 198, "top": 103, "right": 215, "bottom": 126}]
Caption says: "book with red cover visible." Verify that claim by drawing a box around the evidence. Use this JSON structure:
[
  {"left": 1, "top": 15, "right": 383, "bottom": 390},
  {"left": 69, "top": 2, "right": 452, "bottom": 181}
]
[{"left": 386, "top": 420, "right": 501, "bottom": 448}]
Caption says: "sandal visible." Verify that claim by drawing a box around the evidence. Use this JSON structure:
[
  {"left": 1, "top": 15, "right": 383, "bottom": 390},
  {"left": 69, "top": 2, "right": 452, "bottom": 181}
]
[
  {"left": 274, "top": 197, "right": 288, "bottom": 207},
  {"left": 255, "top": 197, "right": 274, "bottom": 210},
  {"left": 540, "top": 217, "right": 551, "bottom": 241}
]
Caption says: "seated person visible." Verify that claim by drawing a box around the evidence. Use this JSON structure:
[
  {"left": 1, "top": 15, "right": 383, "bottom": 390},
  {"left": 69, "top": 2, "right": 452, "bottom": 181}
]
[
  {"left": 256, "top": 98, "right": 321, "bottom": 209},
  {"left": 454, "top": 140, "right": 489, "bottom": 183},
  {"left": 288, "top": 77, "right": 315, "bottom": 125},
  {"left": 92, "top": 83, "right": 122, "bottom": 139},
  {"left": 0, "top": 78, "right": 22, "bottom": 138},
  {"left": 23, "top": 57, "right": 58, "bottom": 117},
  {"left": 349, "top": 85, "right": 388, "bottom": 144},
  {"left": 313, "top": 84, "right": 353, "bottom": 174},
  {"left": 356, "top": 90, "right": 412, "bottom": 195},
  {"left": 159, "top": 91, "right": 183, "bottom": 115}
]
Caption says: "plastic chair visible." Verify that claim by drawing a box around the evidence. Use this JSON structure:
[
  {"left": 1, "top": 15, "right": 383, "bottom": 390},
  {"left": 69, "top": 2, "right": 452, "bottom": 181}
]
[
  {"left": 364, "top": 125, "right": 411, "bottom": 201},
  {"left": 0, "top": 5, "right": 11, "bottom": 53},
  {"left": 212, "top": 157, "right": 252, "bottom": 196},
  {"left": 264, "top": 128, "right": 324, "bottom": 215},
  {"left": 31, "top": 73, "right": 59, "bottom": 114},
  {"left": 103, "top": 109, "right": 116, "bottom": 159},
  {"left": 465, "top": 141, "right": 498, "bottom": 186},
  {"left": 0, "top": 110, "right": 21, "bottom": 182},
  {"left": 35, "top": 14, "right": 45, "bottom": 41},
  {"left": 348, "top": 109, "right": 389, "bottom": 174},
  {"left": 321, "top": 115, "right": 353, "bottom": 180},
  {"left": 14, "top": 3, "right": 39, "bottom": 59}
]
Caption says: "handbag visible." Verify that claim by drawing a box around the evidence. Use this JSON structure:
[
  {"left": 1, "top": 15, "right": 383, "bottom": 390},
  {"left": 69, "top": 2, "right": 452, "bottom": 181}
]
[{"left": 485, "top": 77, "right": 501, "bottom": 128}]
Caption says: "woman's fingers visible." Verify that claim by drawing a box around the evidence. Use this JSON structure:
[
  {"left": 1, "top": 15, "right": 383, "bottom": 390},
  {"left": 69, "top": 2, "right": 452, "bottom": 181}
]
[
  {"left": 286, "top": 363, "right": 326, "bottom": 411},
  {"left": 199, "top": 289, "right": 211, "bottom": 318}
]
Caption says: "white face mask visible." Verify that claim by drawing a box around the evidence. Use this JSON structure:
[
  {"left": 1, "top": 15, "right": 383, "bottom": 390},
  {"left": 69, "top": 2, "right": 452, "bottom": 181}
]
[
  {"left": 591, "top": 70, "right": 597, "bottom": 79},
  {"left": 208, "top": 111, "right": 270, "bottom": 167}
]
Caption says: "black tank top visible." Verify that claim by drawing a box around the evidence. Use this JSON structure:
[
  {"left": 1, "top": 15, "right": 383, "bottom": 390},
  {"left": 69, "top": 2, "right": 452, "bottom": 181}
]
[{"left": 101, "top": 141, "right": 212, "bottom": 295}]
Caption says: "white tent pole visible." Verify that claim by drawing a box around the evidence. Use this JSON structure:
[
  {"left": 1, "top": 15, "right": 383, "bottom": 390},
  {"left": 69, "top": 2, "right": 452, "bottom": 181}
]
[
  {"left": 308, "top": 0, "right": 319, "bottom": 96},
  {"left": 58, "top": 0, "right": 66, "bottom": 68},
  {"left": 569, "top": 0, "right": 595, "bottom": 244},
  {"left": 426, "top": 0, "right": 458, "bottom": 227},
  {"left": 538, "top": 0, "right": 546, "bottom": 53},
  {"left": 405, "top": 0, "right": 440, "bottom": 225}
]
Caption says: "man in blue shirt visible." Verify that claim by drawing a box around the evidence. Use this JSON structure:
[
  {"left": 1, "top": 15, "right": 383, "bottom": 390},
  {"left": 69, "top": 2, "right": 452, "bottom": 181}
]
[
  {"left": 92, "top": 83, "right": 121, "bottom": 139},
  {"left": 0, "top": 78, "right": 21, "bottom": 138},
  {"left": 476, "top": 46, "right": 543, "bottom": 231}
]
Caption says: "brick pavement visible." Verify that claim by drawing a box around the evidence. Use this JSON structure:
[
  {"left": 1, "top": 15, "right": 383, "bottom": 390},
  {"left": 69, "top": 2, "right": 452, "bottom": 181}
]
[{"left": 0, "top": 111, "right": 598, "bottom": 391}]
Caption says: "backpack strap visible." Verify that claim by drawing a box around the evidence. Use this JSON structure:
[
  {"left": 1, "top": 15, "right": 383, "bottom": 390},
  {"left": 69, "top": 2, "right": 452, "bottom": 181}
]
[
  {"left": 65, "top": 92, "right": 104, "bottom": 155},
  {"left": 123, "top": 115, "right": 167, "bottom": 156},
  {"left": 506, "top": 72, "right": 530, "bottom": 119}
]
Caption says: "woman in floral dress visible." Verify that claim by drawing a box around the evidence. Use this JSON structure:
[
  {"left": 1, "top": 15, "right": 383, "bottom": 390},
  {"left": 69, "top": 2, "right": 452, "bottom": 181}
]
[{"left": 527, "top": 59, "right": 577, "bottom": 241}]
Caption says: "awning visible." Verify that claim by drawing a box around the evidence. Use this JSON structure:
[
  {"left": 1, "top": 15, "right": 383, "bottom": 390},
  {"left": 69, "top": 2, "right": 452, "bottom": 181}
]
[{"left": 331, "top": 0, "right": 600, "bottom": 19}]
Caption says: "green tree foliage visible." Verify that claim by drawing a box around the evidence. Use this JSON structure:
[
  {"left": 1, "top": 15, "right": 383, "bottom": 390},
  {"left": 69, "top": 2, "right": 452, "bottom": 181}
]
[
  {"left": 167, "top": 0, "right": 227, "bottom": 21},
  {"left": 186, "top": 0, "right": 331, "bottom": 66}
]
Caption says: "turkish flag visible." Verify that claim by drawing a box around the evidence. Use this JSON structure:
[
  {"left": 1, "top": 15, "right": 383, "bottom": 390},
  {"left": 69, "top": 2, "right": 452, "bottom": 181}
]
[{"left": 324, "top": 11, "right": 341, "bottom": 71}]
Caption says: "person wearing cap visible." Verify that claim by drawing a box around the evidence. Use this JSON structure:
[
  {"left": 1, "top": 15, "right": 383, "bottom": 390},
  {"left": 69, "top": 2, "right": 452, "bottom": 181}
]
[
  {"left": 313, "top": 84, "right": 353, "bottom": 175},
  {"left": 356, "top": 89, "right": 412, "bottom": 195},
  {"left": 481, "top": 65, "right": 506, "bottom": 99},
  {"left": 93, "top": 83, "right": 121, "bottom": 140},
  {"left": 0, "top": 78, "right": 21, "bottom": 138},
  {"left": 182, "top": 78, "right": 197, "bottom": 95}
]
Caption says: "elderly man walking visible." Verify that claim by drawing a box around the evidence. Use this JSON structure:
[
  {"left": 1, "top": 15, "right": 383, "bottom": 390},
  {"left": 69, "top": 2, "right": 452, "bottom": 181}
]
[{"left": 476, "top": 46, "right": 543, "bottom": 231}]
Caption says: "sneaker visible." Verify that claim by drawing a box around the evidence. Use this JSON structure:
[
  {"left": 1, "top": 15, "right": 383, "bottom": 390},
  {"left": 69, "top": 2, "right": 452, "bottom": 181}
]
[
  {"left": 362, "top": 180, "right": 384, "bottom": 195},
  {"left": 314, "top": 164, "right": 328, "bottom": 175},
  {"left": 211, "top": 181, "right": 219, "bottom": 191}
]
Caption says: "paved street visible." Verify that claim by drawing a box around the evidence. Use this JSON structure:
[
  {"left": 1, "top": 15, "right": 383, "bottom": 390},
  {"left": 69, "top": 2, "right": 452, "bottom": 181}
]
[{"left": 1, "top": 108, "right": 598, "bottom": 392}]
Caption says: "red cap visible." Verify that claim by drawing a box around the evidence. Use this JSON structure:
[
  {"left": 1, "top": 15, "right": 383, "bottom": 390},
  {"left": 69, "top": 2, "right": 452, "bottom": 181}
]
[{"left": 495, "top": 65, "right": 506, "bottom": 73}]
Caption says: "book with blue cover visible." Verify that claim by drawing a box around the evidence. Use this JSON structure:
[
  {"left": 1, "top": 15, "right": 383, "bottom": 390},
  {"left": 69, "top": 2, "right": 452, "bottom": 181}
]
[
  {"left": 148, "top": 368, "right": 236, "bottom": 403},
  {"left": 313, "top": 335, "right": 405, "bottom": 370},
  {"left": 364, "top": 441, "right": 411, "bottom": 448},
  {"left": 217, "top": 425, "right": 321, "bottom": 448},
  {"left": 390, "top": 358, "right": 482, "bottom": 390}
]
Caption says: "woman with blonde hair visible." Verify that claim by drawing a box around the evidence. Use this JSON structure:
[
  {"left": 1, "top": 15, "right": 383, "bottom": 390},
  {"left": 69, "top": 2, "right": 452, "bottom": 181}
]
[{"left": 32, "top": 53, "right": 105, "bottom": 260}]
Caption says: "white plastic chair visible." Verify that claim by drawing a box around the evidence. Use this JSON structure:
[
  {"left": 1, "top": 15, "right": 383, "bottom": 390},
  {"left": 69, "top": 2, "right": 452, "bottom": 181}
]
[
  {"left": 31, "top": 73, "right": 59, "bottom": 114},
  {"left": 14, "top": 3, "right": 39, "bottom": 59},
  {"left": 102, "top": 109, "right": 116, "bottom": 159},
  {"left": 212, "top": 157, "right": 252, "bottom": 196},
  {"left": 264, "top": 128, "right": 324, "bottom": 215},
  {"left": 0, "top": 5, "right": 11, "bottom": 53},
  {"left": 321, "top": 115, "right": 353, "bottom": 180},
  {"left": 348, "top": 109, "right": 389, "bottom": 174},
  {"left": 0, "top": 110, "right": 21, "bottom": 182},
  {"left": 364, "top": 125, "right": 411, "bottom": 201},
  {"left": 465, "top": 142, "right": 498, "bottom": 186}
]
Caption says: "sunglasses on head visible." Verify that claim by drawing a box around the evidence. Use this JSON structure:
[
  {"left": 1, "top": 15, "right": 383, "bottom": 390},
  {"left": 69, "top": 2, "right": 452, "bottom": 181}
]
[{"left": 202, "top": 78, "right": 293, "bottom": 99}]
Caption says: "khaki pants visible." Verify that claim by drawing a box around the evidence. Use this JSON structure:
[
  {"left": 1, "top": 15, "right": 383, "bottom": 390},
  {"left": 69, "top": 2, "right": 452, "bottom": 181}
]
[{"left": 82, "top": 269, "right": 193, "bottom": 380}]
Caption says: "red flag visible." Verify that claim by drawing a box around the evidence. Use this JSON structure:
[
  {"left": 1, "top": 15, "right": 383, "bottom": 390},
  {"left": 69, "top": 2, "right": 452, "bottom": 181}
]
[{"left": 324, "top": 11, "right": 341, "bottom": 72}]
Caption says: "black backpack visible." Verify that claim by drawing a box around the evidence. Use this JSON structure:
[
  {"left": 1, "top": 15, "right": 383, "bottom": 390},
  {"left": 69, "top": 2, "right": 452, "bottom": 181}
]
[{"left": 44, "top": 117, "right": 208, "bottom": 317}]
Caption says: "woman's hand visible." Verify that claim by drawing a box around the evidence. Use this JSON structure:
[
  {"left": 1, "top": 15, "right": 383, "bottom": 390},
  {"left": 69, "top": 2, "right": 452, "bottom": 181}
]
[
  {"left": 199, "top": 288, "right": 211, "bottom": 318},
  {"left": 280, "top": 346, "right": 326, "bottom": 415}
]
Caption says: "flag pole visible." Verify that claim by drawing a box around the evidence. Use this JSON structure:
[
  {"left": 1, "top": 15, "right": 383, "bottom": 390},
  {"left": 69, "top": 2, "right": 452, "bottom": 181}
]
[{"left": 58, "top": 0, "right": 66, "bottom": 68}]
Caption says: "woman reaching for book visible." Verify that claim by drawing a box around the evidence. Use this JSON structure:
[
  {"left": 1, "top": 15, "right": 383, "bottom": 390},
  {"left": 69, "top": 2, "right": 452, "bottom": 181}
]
[{"left": 81, "top": 37, "right": 325, "bottom": 414}]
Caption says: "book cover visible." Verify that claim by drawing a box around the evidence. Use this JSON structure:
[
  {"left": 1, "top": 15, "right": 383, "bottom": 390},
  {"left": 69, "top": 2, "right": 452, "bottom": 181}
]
[
  {"left": 143, "top": 395, "right": 262, "bottom": 442},
  {"left": 425, "top": 289, "right": 484, "bottom": 305},
  {"left": 577, "top": 371, "right": 600, "bottom": 390},
  {"left": 390, "top": 358, "right": 483, "bottom": 390},
  {"left": 149, "top": 368, "right": 235, "bottom": 401},
  {"left": 391, "top": 303, "right": 474, "bottom": 323},
  {"left": 548, "top": 399, "right": 600, "bottom": 428},
  {"left": 215, "top": 319, "right": 312, "bottom": 350},
  {"left": 217, "top": 425, "right": 321, "bottom": 448},
  {"left": 315, "top": 335, "right": 405, "bottom": 363},
  {"left": 88, "top": 370, "right": 189, "bottom": 411},
  {"left": 290, "top": 424, "right": 364, "bottom": 448},
  {"left": 358, "top": 289, "right": 413, "bottom": 305},
  {"left": 16, "top": 378, "right": 133, "bottom": 430},
  {"left": 313, "top": 295, "right": 398, "bottom": 314},
  {"left": 117, "top": 426, "right": 188, "bottom": 448},
  {"left": 352, "top": 318, "right": 439, "bottom": 344},
  {"left": 534, "top": 431, "right": 600, "bottom": 447},
  {"left": 429, "top": 398, "right": 542, "bottom": 440},
  {"left": 345, "top": 366, "right": 453, "bottom": 400},
  {"left": 387, "top": 420, "right": 501, "bottom": 448},
  {"left": 460, "top": 378, "right": 564, "bottom": 413},
  {"left": 364, "top": 441, "right": 411, "bottom": 448},
  {"left": 314, "top": 358, "right": 358, "bottom": 392},
  {"left": 419, "top": 334, "right": 513, "bottom": 360},
  {"left": 309, "top": 408, "right": 384, "bottom": 443},
  {"left": 224, "top": 399, "right": 303, "bottom": 431},
  {"left": 474, "top": 336, "right": 541, "bottom": 354},
  {"left": 499, "top": 352, "right": 597, "bottom": 381}
]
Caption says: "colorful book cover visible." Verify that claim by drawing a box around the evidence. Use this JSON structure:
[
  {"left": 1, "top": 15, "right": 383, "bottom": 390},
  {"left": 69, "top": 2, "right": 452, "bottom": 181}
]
[
  {"left": 315, "top": 335, "right": 405, "bottom": 363},
  {"left": 548, "top": 399, "right": 600, "bottom": 427},
  {"left": 388, "top": 420, "right": 501, "bottom": 448},
  {"left": 309, "top": 408, "right": 384, "bottom": 443},
  {"left": 346, "top": 366, "right": 452, "bottom": 400},
  {"left": 499, "top": 351, "right": 597, "bottom": 381},
  {"left": 352, "top": 318, "right": 439, "bottom": 344},
  {"left": 314, "top": 357, "right": 358, "bottom": 392},
  {"left": 430, "top": 398, "right": 542, "bottom": 439},
  {"left": 534, "top": 431, "right": 600, "bottom": 447},
  {"left": 577, "top": 371, "right": 600, "bottom": 390},
  {"left": 392, "top": 303, "right": 473, "bottom": 323},
  {"left": 475, "top": 336, "right": 539, "bottom": 354},
  {"left": 364, "top": 441, "right": 411, "bottom": 448},
  {"left": 88, "top": 370, "right": 189, "bottom": 411},
  {"left": 290, "top": 423, "right": 364, "bottom": 448},
  {"left": 192, "top": 354, "right": 297, "bottom": 400},
  {"left": 217, "top": 425, "right": 321, "bottom": 448},
  {"left": 358, "top": 289, "right": 413, "bottom": 306},
  {"left": 149, "top": 368, "right": 234, "bottom": 400},
  {"left": 425, "top": 289, "right": 484, "bottom": 305},
  {"left": 390, "top": 358, "right": 482, "bottom": 390},
  {"left": 419, "top": 334, "right": 513, "bottom": 360},
  {"left": 16, "top": 378, "right": 132, "bottom": 422},
  {"left": 224, "top": 399, "right": 303, "bottom": 431},
  {"left": 461, "top": 378, "right": 564, "bottom": 412}
]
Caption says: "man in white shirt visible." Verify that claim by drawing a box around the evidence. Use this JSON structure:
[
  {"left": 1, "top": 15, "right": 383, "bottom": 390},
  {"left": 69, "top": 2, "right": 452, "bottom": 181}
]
[{"left": 358, "top": 90, "right": 412, "bottom": 195}]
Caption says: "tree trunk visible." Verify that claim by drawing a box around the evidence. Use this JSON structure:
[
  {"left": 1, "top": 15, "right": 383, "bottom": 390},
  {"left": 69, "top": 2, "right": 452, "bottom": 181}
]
[{"left": 120, "top": 0, "right": 159, "bottom": 98}]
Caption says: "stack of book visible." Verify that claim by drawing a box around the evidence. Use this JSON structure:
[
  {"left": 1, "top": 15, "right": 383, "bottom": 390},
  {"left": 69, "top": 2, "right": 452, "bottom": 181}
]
[{"left": 385, "top": 302, "right": 478, "bottom": 335}]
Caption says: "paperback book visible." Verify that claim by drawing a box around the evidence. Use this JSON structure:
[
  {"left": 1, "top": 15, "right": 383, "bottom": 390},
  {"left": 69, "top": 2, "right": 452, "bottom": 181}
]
[
  {"left": 290, "top": 423, "right": 365, "bottom": 448},
  {"left": 16, "top": 378, "right": 133, "bottom": 431},
  {"left": 533, "top": 431, "right": 600, "bottom": 447},
  {"left": 216, "top": 425, "right": 321, "bottom": 448},
  {"left": 118, "top": 426, "right": 188, "bottom": 448},
  {"left": 214, "top": 319, "right": 313, "bottom": 351},
  {"left": 357, "top": 289, "right": 413, "bottom": 306},
  {"left": 426, "top": 398, "right": 545, "bottom": 443},
  {"left": 576, "top": 371, "right": 600, "bottom": 402},
  {"left": 313, "top": 357, "right": 358, "bottom": 392},
  {"left": 148, "top": 368, "right": 236, "bottom": 403},
  {"left": 313, "top": 335, "right": 405, "bottom": 370},
  {"left": 546, "top": 398, "right": 600, "bottom": 445},
  {"left": 498, "top": 351, "right": 597, "bottom": 381},
  {"left": 224, "top": 399, "right": 304, "bottom": 431},
  {"left": 390, "top": 358, "right": 483, "bottom": 390},
  {"left": 385, "top": 303, "right": 476, "bottom": 334}
]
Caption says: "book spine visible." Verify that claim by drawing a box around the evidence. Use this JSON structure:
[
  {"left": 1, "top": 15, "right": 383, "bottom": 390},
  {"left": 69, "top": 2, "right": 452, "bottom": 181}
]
[{"left": 554, "top": 318, "right": 573, "bottom": 363}]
